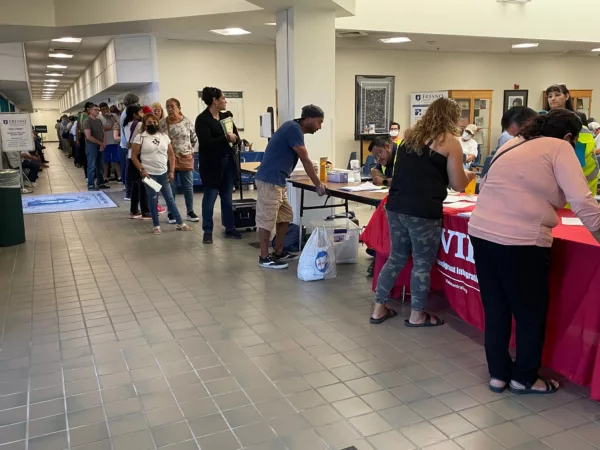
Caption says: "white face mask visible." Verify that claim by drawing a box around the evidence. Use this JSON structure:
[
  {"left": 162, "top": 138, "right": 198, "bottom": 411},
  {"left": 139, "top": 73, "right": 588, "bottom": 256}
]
[
  {"left": 462, "top": 132, "right": 472, "bottom": 141},
  {"left": 389, "top": 130, "right": 399, "bottom": 137}
]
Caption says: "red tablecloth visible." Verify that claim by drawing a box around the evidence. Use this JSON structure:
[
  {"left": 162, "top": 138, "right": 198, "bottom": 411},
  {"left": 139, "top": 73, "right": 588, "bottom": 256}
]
[{"left": 364, "top": 201, "right": 600, "bottom": 399}]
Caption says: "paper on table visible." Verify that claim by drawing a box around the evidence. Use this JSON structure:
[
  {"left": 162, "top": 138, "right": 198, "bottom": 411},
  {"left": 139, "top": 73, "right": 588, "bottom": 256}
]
[
  {"left": 444, "top": 201, "right": 475, "bottom": 209},
  {"left": 338, "top": 182, "right": 384, "bottom": 192},
  {"left": 142, "top": 177, "right": 162, "bottom": 193},
  {"left": 458, "top": 212, "right": 472, "bottom": 218},
  {"left": 444, "top": 195, "right": 477, "bottom": 204},
  {"left": 443, "top": 195, "right": 463, "bottom": 203},
  {"left": 562, "top": 217, "right": 583, "bottom": 226}
]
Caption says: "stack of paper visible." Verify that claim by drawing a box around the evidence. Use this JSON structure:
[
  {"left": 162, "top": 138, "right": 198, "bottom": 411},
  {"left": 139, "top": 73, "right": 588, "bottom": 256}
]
[
  {"left": 339, "top": 182, "right": 385, "bottom": 192},
  {"left": 444, "top": 201, "right": 475, "bottom": 209}
]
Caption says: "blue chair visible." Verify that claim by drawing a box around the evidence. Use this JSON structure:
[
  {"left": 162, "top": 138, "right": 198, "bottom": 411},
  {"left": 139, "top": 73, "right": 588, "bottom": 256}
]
[
  {"left": 240, "top": 151, "right": 264, "bottom": 187},
  {"left": 362, "top": 155, "right": 376, "bottom": 178}
]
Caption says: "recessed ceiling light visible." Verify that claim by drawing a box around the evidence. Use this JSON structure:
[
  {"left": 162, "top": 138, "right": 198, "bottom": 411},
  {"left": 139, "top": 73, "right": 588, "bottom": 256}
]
[
  {"left": 49, "top": 53, "right": 73, "bottom": 59},
  {"left": 512, "top": 43, "right": 539, "bottom": 49},
  {"left": 45, "top": 79, "right": 60, "bottom": 83},
  {"left": 379, "top": 37, "right": 411, "bottom": 44},
  {"left": 210, "top": 28, "right": 251, "bottom": 36},
  {"left": 52, "top": 37, "right": 82, "bottom": 43},
  {"left": 45, "top": 73, "right": 63, "bottom": 77},
  {"left": 265, "top": 23, "right": 276, "bottom": 26},
  {"left": 47, "top": 64, "right": 67, "bottom": 69}
]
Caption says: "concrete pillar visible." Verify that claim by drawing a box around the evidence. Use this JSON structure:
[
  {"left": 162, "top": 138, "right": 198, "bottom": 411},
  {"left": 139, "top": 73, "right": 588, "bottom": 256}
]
[{"left": 276, "top": 7, "right": 336, "bottom": 163}]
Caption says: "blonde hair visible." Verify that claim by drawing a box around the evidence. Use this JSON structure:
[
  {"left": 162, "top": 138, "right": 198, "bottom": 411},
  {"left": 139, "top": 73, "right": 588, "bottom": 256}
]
[
  {"left": 403, "top": 97, "right": 461, "bottom": 154},
  {"left": 151, "top": 102, "right": 164, "bottom": 119}
]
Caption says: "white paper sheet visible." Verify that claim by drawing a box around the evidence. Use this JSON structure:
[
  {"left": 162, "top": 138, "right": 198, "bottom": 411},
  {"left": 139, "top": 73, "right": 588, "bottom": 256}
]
[
  {"left": 443, "top": 195, "right": 463, "bottom": 203},
  {"left": 444, "top": 201, "right": 475, "bottom": 209},
  {"left": 338, "top": 182, "right": 384, "bottom": 192},
  {"left": 142, "top": 177, "right": 162, "bottom": 193},
  {"left": 561, "top": 217, "right": 583, "bottom": 226},
  {"left": 458, "top": 212, "right": 472, "bottom": 218},
  {"left": 444, "top": 195, "right": 477, "bottom": 204}
]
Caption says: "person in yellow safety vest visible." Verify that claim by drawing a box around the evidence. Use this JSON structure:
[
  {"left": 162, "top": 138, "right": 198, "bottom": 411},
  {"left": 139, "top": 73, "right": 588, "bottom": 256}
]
[
  {"left": 546, "top": 84, "right": 600, "bottom": 196},
  {"left": 389, "top": 121, "right": 402, "bottom": 147},
  {"left": 369, "top": 135, "right": 398, "bottom": 187}
]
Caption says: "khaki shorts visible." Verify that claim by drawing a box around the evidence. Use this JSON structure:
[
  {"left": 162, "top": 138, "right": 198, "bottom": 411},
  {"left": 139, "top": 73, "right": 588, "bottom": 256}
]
[{"left": 256, "top": 180, "right": 293, "bottom": 232}]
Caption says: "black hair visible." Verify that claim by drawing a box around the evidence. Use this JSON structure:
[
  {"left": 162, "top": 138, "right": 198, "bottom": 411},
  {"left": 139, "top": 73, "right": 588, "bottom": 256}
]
[
  {"left": 368, "top": 135, "right": 392, "bottom": 152},
  {"left": 123, "top": 105, "right": 142, "bottom": 127},
  {"left": 577, "top": 112, "right": 588, "bottom": 126},
  {"left": 521, "top": 108, "right": 582, "bottom": 141},
  {"left": 546, "top": 84, "right": 575, "bottom": 111},
  {"left": 84, "top": 101, "right": 94, "bottom": 111},
  {"left": 99, "top": 102, "right": 108, "bottom": 108},
  {"left": 224, "top": 110, "right": 233, "bottom": 118},
  {"left": 201, "top": 87, "right": 223, "bottom": 106},
  {"left": 389, "top": 122, "right": 400, "bottom": 129},
  {"left": 500, "top": 106, "right": 538, "bottom": 131},
  {"left": 57, "top": 119, "right": 61, "bottom": 123}
]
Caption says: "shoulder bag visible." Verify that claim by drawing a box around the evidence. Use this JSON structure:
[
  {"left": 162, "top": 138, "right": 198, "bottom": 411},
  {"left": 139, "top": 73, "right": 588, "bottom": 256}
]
[{"left": 166, "top": 119, "right": 194, "bottom": 172}]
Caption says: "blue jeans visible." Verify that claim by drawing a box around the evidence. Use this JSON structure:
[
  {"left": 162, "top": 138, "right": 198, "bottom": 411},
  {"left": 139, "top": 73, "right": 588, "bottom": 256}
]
[
  {"left": 170, "top": 170, "right": 194, "bottom": 214},
  {"left": 202, "top": 155, "right": 235, "bottom": 233},
  {"left": 120, "top": 148, "right": 130, "bottom": 196},
  {"left": 144, "top": 172, "right": 183, "bottom": 227},
  {"left": 22, "top": 160, "right": 40, "bottom": 182},
  {"left": 85, "top": 144, "right": 104, "bottom": 188}
]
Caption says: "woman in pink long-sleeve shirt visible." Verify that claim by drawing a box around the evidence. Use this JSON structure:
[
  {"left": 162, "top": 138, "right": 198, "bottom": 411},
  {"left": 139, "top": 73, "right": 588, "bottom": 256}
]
[{"left": 469, "top": 109, "right": 600, "bottom": 396}]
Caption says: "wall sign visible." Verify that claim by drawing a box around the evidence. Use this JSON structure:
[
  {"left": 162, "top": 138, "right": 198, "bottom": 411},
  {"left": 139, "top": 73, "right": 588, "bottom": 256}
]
[
  {"left": 0, "top": 113, "right": 34, "bottom": 152},
  {"left": 410, "top": 91, "right": 449, "bottom": 126},
  {"left": 198, "top": 90, "right": 245, "bottom": 131}
]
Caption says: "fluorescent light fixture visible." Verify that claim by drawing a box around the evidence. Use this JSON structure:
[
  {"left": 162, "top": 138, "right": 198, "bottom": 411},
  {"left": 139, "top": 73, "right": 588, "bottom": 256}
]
[
  {"left": 592, "top": 48, "right": 600, "bottom": 52},
  {"left": 47, "top": 64, "right": 67, "bottom": 69},
  {"left": 511, "top": 43, "right": 539, "bottom": 48},
  {"left": 45, "top": 73, "right": 63, "bottom": 77},
  {"left": 210, "top": 28, "right": 251, "bottom": 36},
  {"left": 45, "top": 79, "right": 60, "bottom": 83},
  {"left": 44, "top": 85, "right": 58, "bottom": 89},
  {"left": 265, "top": 22, "right": 276, "bottom": 26},
  {"left": 49, "top": 53, "right": 73, "bottom": 59},
  {"left": 379, "top": 37, "right": 411, "bottom": 44},
  {"left": 52, "top": 37, "right": 82, "bottom": 43}
]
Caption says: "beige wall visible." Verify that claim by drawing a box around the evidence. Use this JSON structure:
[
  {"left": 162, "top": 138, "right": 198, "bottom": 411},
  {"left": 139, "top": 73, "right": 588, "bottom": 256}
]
[
  {"left": 155, "top": 39, "right": 600, "bottom": 164},
  {"left": 335, "top": 48, "right": 600, "bottom": 164},
  {"left": 156, "top": 39, "right": 276, "bottom": 150},
  {"left": 30, "top": 109, "right": 61, "bottom": 142}
]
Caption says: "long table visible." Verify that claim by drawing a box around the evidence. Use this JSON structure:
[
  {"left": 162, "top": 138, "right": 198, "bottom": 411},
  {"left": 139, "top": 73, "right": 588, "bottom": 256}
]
[{"left": 364, "top": 201, "right": 600, "bottom": 399}]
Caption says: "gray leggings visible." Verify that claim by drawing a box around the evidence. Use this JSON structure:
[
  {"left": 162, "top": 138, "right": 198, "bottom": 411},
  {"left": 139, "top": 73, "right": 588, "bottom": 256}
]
[{"left": 375, "top": 210, "right": 442, "bottom": 311}]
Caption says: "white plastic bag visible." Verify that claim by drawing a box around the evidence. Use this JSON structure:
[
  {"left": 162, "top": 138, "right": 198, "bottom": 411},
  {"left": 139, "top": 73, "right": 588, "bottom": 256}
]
[{"left": 297, "top": 226, "right": 337, "bottom": 281}]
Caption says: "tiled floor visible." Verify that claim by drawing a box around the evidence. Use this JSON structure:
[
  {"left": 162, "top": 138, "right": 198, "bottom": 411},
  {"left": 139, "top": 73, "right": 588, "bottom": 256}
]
[{"left": 1, "top": 144, "right": 600, "bottom": 449}]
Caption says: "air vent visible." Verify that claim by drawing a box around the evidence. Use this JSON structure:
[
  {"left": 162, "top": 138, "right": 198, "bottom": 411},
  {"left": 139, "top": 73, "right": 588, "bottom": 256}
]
[{"left": 336, "top": 31, "right": 368, "bottom": 38}]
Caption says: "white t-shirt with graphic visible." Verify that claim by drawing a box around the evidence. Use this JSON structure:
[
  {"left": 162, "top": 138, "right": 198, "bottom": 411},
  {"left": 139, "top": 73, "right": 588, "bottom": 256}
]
[{"left": 133, "top": 131, "right": 171, "bottom": 175}]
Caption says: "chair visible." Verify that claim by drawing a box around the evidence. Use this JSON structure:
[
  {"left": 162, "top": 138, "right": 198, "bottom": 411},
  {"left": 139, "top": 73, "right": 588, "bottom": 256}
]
[
  {"left": 362, "top": 155, "right": 376, "bottom": 178},
  {"left": 475, "top": 155, "right": 493, "bottom": 194},
  {"left": 347, "top": 151, "right": 358, "bottom": 170},
  {"left": 240, "top": 151, "right": 265, "bottom": 187}
]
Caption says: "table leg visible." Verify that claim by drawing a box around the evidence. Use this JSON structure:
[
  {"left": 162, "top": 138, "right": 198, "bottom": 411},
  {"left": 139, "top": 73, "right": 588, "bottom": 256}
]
[{"left": 299, "top": 188, "right": 305, "bottom": 249}]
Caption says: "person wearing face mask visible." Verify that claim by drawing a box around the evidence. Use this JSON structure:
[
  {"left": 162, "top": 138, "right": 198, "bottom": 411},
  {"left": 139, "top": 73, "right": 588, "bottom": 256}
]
[
  {"left": 469, "top": 109, "right": 600, "bottom": 396},
  {"left": 546, "top": 84, "right": 599, "bottom": 196},
  {"left": 389, "top": 122, "right": 402, "bottom": 146},
  {"left": 588, "top": 122, "right": 600, "bottom": 157},
  {"left": 131, "top": 114, "right": 193, "bottom": 235},
  {"left": 459, "top": 124, "right": 479, "bottom": 167}
]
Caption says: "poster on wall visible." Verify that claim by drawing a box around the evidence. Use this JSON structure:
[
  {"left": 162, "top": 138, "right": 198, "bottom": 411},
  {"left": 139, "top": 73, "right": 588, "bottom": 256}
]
[
  {"left": 0, "top": 113, "right": 34, "bottom": 152},
  {"left": 355, "top": 75, "right": 395, "bottom": 139},
  {"left": 198, "top": 91, "right": 245, "bottom": 131},
  {"left": 410, "top": 91, "right": 449, "bottom": 126}
]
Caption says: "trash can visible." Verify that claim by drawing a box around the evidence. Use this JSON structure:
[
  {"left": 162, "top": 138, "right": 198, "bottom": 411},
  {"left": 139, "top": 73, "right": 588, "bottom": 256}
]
[{"left": 0, "top": 169, "right": 25, "bottom": 247}]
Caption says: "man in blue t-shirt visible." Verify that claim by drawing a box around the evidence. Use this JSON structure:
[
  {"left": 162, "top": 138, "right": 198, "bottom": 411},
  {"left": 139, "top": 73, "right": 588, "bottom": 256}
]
[{"left": 255, "top": 105, "right": 327, "bottom": 269}]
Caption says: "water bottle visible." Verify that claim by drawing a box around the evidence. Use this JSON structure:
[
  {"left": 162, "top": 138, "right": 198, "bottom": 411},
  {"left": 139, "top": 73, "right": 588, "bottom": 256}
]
[{"left": 350, "top": 160, "right": 361, "bottom": 183}]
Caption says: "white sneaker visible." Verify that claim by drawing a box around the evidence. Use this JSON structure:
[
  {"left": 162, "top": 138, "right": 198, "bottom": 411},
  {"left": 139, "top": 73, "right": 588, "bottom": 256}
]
[{"left": 124, "top": 197, "right": 131, "bottom": 201}]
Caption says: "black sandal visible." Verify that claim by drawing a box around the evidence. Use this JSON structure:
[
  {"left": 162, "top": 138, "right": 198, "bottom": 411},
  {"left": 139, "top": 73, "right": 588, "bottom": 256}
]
[
  {"left": 404, "top": 312, "right": 445, "bottom": 328},
  {"left": 370, "top": 308, "right": 398, "bottom": 324},
  {"left": 508, "top": 378, "right": 559, "bottom": 395}
]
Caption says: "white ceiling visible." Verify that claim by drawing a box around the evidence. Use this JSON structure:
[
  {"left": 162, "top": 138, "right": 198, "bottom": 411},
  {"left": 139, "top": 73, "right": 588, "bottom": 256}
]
[
  {"left": 20, "top": 26, "right": 600, "bottom": 109},
  {"left": 24, "top": 36, "right": 112, "bottom": 101}
]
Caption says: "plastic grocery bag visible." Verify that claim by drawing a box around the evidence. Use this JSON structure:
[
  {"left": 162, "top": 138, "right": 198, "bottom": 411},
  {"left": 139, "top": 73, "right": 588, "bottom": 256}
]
[{"left": 297, "top": 226, "right": 337, "bottom": 281}]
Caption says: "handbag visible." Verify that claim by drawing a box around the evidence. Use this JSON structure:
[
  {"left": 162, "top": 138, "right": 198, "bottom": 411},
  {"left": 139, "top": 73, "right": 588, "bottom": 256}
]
[{"left": 166, "top": 119, "right": 194, "bottom": 172}]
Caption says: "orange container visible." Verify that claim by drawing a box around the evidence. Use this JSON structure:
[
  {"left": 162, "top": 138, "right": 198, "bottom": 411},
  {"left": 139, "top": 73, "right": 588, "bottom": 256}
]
[
  {"left": 319, "top": 157, "right": 327, "bottom": 182},
  {"left": 465, "top": 178, "right": 476, "bottom": 195}
]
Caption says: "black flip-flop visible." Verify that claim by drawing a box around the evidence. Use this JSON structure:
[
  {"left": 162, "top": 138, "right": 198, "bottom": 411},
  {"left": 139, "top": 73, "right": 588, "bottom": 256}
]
[
  {"left": 508, "top": 378, "right": 558, "bottom": 395},
  {"left": 370, "top": 308, "right": 398, "bottom": 324},
  {"left": 404, "top": 313, "right": 445, "bottom": 328}
]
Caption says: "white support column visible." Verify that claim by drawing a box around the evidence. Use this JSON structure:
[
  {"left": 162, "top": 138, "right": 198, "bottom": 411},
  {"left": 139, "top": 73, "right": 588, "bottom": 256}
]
[
  {"left": 277, "top": 7, "right": 337, "bottom": 227},
  {"left": 276, "top": 7, "right": 336, "bottom": 163}
]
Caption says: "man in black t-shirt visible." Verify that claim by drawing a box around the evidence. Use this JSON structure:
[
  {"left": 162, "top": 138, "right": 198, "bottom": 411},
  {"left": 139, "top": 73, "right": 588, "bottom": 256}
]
[{"left": 369, "top": 136, "right": 397, "bottom": 186}]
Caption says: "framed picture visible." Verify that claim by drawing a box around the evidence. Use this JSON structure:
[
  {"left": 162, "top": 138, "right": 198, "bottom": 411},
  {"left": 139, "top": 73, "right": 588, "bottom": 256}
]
[
  {"left": 503, "top": 90, "right": 529, "bottom": 112},
  {"left": 355, "top": 75, "right": 395, "bottom": 139}
]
